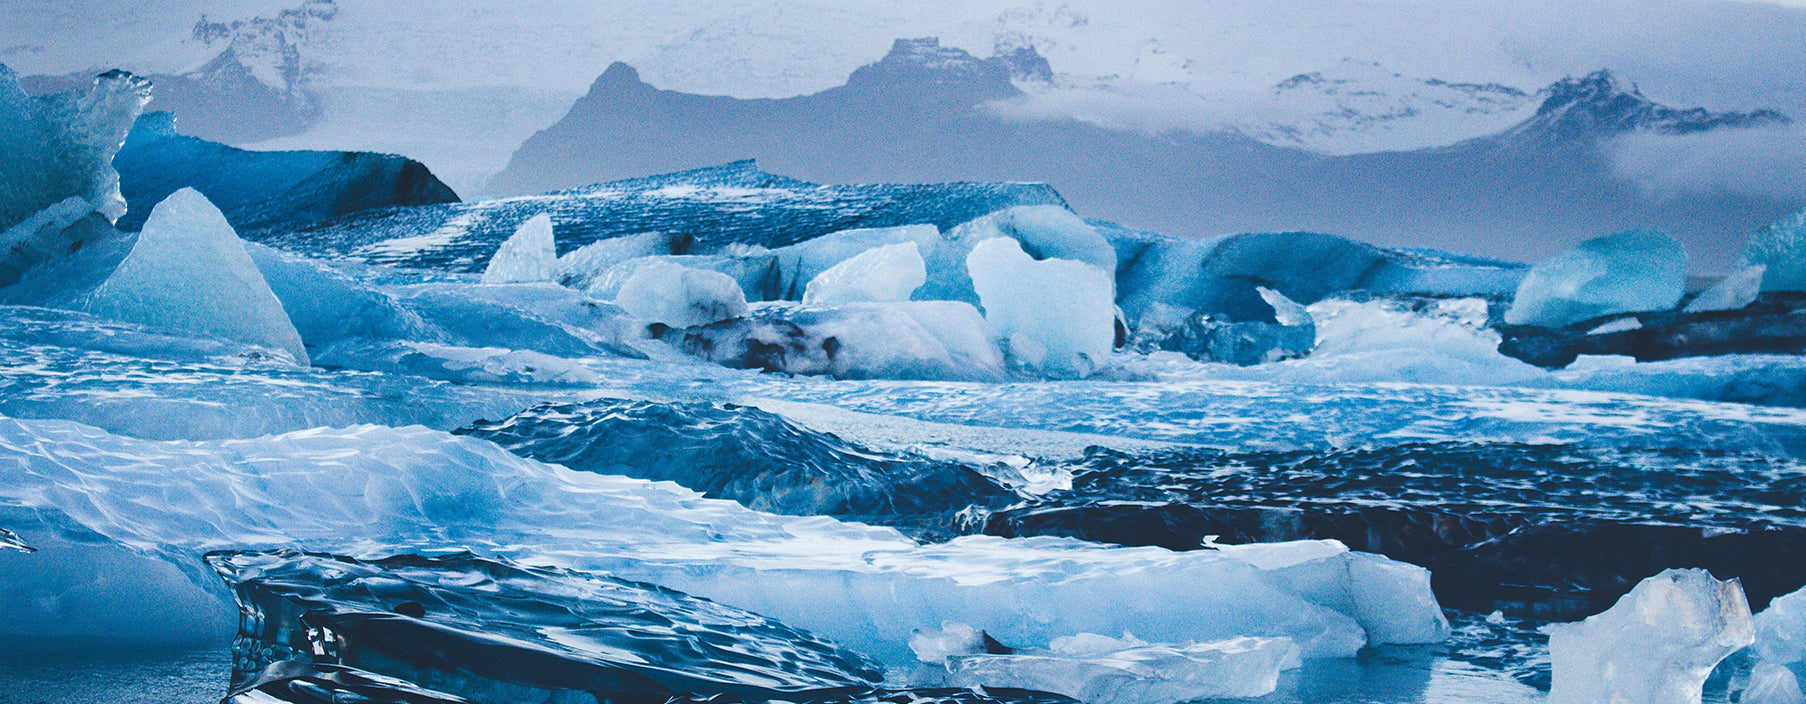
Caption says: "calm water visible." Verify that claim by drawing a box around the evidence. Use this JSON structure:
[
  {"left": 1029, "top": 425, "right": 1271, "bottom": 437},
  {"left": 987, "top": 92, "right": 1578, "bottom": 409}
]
[{"left": 0, "top": 639, "right": 230, "bottom": 704}]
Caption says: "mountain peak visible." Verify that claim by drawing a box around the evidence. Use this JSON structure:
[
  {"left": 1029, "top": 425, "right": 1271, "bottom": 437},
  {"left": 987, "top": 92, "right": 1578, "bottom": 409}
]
[
  {"left": 842, "top": 38, "right": 1028, "bottom": 99},
  {"left": 1521, "top": 69, "right": 1788, "bottom": 141}
]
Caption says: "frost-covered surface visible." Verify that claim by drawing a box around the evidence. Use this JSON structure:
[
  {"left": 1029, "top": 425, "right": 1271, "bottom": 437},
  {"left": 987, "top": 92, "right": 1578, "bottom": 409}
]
[
  {"left": 0, "top": 416, "right": 1444, "bottom": 668},
  {"left": 1505, "top": 229, "right": 1688, "bottom": 327},
  {"left": 1546, "top": 569, "right": 1753, "bottom": 704}
]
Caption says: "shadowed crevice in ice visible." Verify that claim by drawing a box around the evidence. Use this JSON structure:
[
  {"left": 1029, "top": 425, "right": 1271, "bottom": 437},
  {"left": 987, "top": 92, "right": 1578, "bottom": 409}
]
[
  {"left": 974, "top": 442, "right": 1806, "bottom": 619},
  {"left": 257, "top": 160, "right": 1068, "bottom": 272},
  {"left": 211, "top": 550, "right": 884, "bottom": 702},
  {"left": 456, "top": 398, "right": 1019, "bottom": 537}
]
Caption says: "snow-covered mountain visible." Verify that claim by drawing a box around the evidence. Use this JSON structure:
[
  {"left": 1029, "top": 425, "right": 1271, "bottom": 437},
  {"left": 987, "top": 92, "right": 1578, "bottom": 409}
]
[{"left": 487, "top": 39, "right": 1799, "bottom": 272}]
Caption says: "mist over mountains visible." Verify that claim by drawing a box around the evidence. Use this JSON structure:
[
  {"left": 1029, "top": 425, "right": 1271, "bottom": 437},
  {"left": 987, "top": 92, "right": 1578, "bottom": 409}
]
[{"left": 493, "top": 39, "right": 1799, "bottom": 272}]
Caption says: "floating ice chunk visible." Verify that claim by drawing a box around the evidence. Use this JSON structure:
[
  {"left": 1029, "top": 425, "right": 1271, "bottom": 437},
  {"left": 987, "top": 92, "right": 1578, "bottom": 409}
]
[
  {"left": 1738, "top": 208, "right": 1806, "bottom": 292},
  {"left": 945, "top": 632, "right": 1298, "bottom": 703},
  {"left": 1505, "top": 229, "right": 1687, "bottom": 327},
  {"left": 81, "top": 188, "right": 308, "bottom": 364},
  {"left": 0, "top": 66, "right": 150, "bottom": 230},
  {"left": 1755, "top": 584, "right": 1806, "bottom": 669},
  {"left": 1546, "top": 568, "right": 1753, "bottom": 704},
  {"left": 0, "top": 417, "right": 1444, "bottom": 665},
  {"left": 615, "top": 260, "right": 750, "bottom": 327},
  {"left": 1258, "top": 287, "right": 1311, "bottom": 327},
  {"left": 786, "top": 301, "right": 1005, "bottom": 380},
  {"left": 1587, "top": 317, "right": 1643, "bottom": 335},
  {"left": 1746, "top": 664, "right": 1806, "bottom": 704},
  {"left": 480, "top": 213, "right": 557, "bottom": 284},
  {"left": 556, "top": 231, "right": 674, "bottom": 290},
  {"left": 243, "top": 242, "right": 433, "bottom": 349},
  {"left": 803, "top": 241, "right": 926, "bottom": 305},
  {"left": 966, "top": 237, "right": 1114, "bottom": 377},
  {"left": 924, "top": 206, "right": 1113, "bottom": 305},
  {"left": 0, "top": 196, "right": 126, "bottom": 302},
  {"left": 771, "top": 225, "right": 940, "bottom": 300},
  {"left": 1685, "top": 265, "right": 1765, "bottom": 313},
  {"left": 912, "top": 622, "right": 1000, "bottom": 664},
  {"left": 590, "top": 254, "right": 776, "bottom": 303}
]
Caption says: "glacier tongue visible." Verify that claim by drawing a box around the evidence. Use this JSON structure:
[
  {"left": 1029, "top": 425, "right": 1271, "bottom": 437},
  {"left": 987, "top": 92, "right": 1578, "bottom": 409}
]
[
  {"left": 81, "top": 188, "right": 309, "bottom": 365},
  {"left": 480, "top": 212, "right": 557, "bottom": 284},
  {"left": 0, "top": 415, "right": 1445, "bottom": 667}
]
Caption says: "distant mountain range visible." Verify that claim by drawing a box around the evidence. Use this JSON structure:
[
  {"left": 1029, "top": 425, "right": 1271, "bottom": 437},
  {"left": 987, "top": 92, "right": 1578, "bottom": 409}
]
[{"left": 491, "top": 38, "right": 1799, "bottom": 271}]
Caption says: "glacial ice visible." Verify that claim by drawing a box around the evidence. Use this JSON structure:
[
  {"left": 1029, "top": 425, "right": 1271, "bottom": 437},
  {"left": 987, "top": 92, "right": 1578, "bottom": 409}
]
[
  {"left": 214, "top": 550, "right": 884, "bottom": 699},
  {"left": 941, "top": 632, "right": 1299, "bottom": 703},
  {"left": 480, "top": 212, "right": 557, "bottom": 284},
  {"left": 112, "top": 111, "right": 459, "bottom": 233},
  {"left": 614, "top": 260, "right": 751, "bottom": 327},
  {"left": 81, "top": 188, "right": 309, "bottom": 365},
  {"left": 554, "top": 230, "right": 675, "bottom": 290},
  {"left": 0, "top": 196, "right": 122, "bottom": 296},
  {"left": 456, "top": 397, "right": 1017, "bottom": 532},
  {"left": 782, "top": 301, "right": 1007, "bottom": 381},
  {"left": 1546, "top": 569, "right": 1753, "bottom": 704},
  {"left": 0, "top": 415, "right": 1446, "bottom": 667},
  {"left": 771, "top": 224, "right": 941, "bottom": 300},
  {"left": 1739, "top": 208, "right": 1806, "bottom": 292},
  {"left": 1746, "top": 664, "right": 1806, "bottom": 704},
  {"left": 967, "top": 237, "right": 1114, "bottom": 376},
  {"left": 1686, "top": 265, "right": 1765, "bottom": 313},
  {"left": 261, "top": 160, "right": 1065, "bottom": 272},
  {"left": 1504, "top": 229, "right": 1688, "bottom": 327},
  {"left": 242, "top": 242, "right": 434, "bottom": 352},
  {"left": 0, "top": 65, "right": 150, "bottom": 231},
  {"left": 803, "top": 241, "right": 927, "bottom": 305},
  {"left": 1756, "top": 584, "right": 1806, "bottom": 672}
]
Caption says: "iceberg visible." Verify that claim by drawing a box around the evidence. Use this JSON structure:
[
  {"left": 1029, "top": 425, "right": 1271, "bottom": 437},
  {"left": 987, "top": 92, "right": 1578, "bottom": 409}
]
[
  {"left": 0, "top": 66, "right": 150, "bottom": 231},
  {"left": 243, "top": 242, "right": 435, "bottom": 352},
  {"left": 1739, "top": 208, "right": 1806, "bottom": 292},
  {"left": 1686, "top": 265, "right": 1765, "bottom": 313},
  {"left": 966, "top": 237, "right": 1114, "bottom": 376},
  {"left": 803, "top": 241, "right": 927, "bottom": 305},
  {"left": 771, "top": 225, "right": 940, "bottom": 301},
  {"left": 555, "top": 230, "right": 677, "bottom": 290},
  {"left": 783, "top": 301, "right": 1007, "bottom": 381},
  {"left": 112, "top": 111, "right": 459, "bottom": 233},
  {"left": 213, "top": 550, "right": 883, "bottom": 699},
  {"left": 940, "top": 632, "right": 1298, "bottom": 703},
  {"left": 1747, "top": 664, "right": 1806, "bottom": 704},
  {"left": 0, "top": 416, "right": 1446, "bottom": 667},
  {"left": 81, "top": 188, "right": 309, "bottom": 365},
  {"left": 258, "top": 160, "right": 1066, "bottom": 272},
  {"left": 0, "top": 196, "right": 122, "bottom": 296},
  {"left": 615, "top": 260, "right": 751, "bottom": 328},
  {"left": 1546, "top": 569, "right": 1753, "bottom": 704},
  {"left": 479, "top": 212, "right": 557, "bottom": 284},
  {"left": 1504, "top": 229, "right": 1687, "bottom": 327}
]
